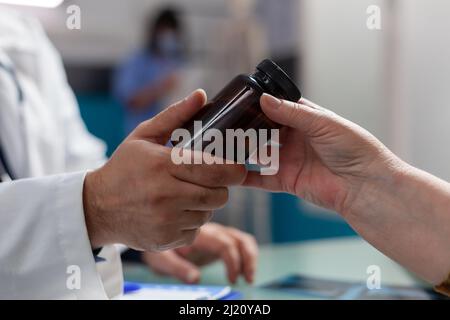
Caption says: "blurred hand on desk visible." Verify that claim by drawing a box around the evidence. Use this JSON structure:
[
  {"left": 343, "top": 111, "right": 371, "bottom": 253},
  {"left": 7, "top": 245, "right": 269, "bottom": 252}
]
[{"left": 142, "top": 223, "right": 258, "bottom": 285}]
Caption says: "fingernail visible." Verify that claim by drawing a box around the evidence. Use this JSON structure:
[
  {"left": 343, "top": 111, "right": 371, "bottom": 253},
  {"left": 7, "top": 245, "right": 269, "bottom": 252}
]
[
  {"left": 185, "top": 90, "right": 197, "bottom": 102},
  {"left": 262, "top": 93, "right": 282, "bottom": 109}
]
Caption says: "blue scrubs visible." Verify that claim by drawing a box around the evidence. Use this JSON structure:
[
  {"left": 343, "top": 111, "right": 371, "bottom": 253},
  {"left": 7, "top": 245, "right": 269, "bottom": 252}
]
[{"left": 113, "top": 50, "right": 180, "bottom": 134}]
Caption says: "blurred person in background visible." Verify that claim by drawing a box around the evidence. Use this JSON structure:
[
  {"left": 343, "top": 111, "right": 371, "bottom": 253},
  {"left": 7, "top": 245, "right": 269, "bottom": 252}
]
[{"left": 113, "top": 7, "right": 186, "bottom": 134}]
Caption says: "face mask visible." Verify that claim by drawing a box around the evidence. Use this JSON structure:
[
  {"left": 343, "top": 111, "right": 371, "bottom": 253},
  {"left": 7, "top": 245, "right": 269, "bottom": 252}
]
[{"left": 157, "top": 31, "right": 181, "bottom": 57}]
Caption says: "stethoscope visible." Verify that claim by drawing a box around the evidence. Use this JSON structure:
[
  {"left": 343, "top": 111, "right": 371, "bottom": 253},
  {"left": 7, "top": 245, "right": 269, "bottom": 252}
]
[{"left": 0, "top": 61, "right": 24, "bottom": 182}]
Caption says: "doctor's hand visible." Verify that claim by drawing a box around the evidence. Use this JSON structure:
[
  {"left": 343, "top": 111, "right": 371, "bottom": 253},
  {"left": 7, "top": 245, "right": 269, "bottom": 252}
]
[
  {"left": 244, "top": 94, "right": 404, "bottom": 216},
  {"left": 141, "top": 223, "right": 258, "bottom": 284},
  {"left": 83, "top": 90, "right": 247, "bottom": 252}
]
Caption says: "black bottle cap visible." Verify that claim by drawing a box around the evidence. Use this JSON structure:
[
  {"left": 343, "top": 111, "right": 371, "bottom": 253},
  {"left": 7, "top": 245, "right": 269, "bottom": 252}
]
[{"left": 256, "top": 59, "right": 301, "bottom": 102}]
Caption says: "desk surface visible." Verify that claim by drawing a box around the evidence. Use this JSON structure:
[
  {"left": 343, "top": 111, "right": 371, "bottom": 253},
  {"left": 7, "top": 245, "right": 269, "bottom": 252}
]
[{"left": 123, "top": 237, "right": 424, "bottom": 299}]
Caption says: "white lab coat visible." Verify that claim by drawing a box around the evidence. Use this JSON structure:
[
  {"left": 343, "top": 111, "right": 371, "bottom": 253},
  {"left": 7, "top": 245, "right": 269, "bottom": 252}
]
[{"left": 0, "top": 10, "right": 123, "bottom": 299}]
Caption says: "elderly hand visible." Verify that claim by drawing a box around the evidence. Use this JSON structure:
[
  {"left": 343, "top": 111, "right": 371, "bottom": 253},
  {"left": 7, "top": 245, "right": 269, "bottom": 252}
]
[
  {"left": 243, "top": 94, "right": 450, "bottom": 288},
  {"left": 244, "top": 94, "right": 402, "bottom": 216}
]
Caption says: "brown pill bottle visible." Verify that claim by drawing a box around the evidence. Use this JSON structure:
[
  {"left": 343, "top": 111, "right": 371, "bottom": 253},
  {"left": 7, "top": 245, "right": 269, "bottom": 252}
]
[{"left": 172, "top": 59, "right": 301, "bottom": 160}]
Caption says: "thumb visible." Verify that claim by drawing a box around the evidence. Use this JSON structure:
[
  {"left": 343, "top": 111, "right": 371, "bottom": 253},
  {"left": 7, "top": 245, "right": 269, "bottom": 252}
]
[
  {"left": 131, "top": 89, "right": 207, "bottom": 144},
  {"left": 260, "top": 94, "right": 335, "bottom": 134},
  {"left": 143, "top": 251, "right": 201, "bottom": 284}
]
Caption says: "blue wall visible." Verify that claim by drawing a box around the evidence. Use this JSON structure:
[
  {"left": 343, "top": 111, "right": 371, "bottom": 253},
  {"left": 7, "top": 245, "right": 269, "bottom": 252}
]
[
  {"left": 77, "top": 94, "right": 125, "bottom": 157},
  {"left": 271, "top": 194, "right": 357, "bottom": 243}
]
